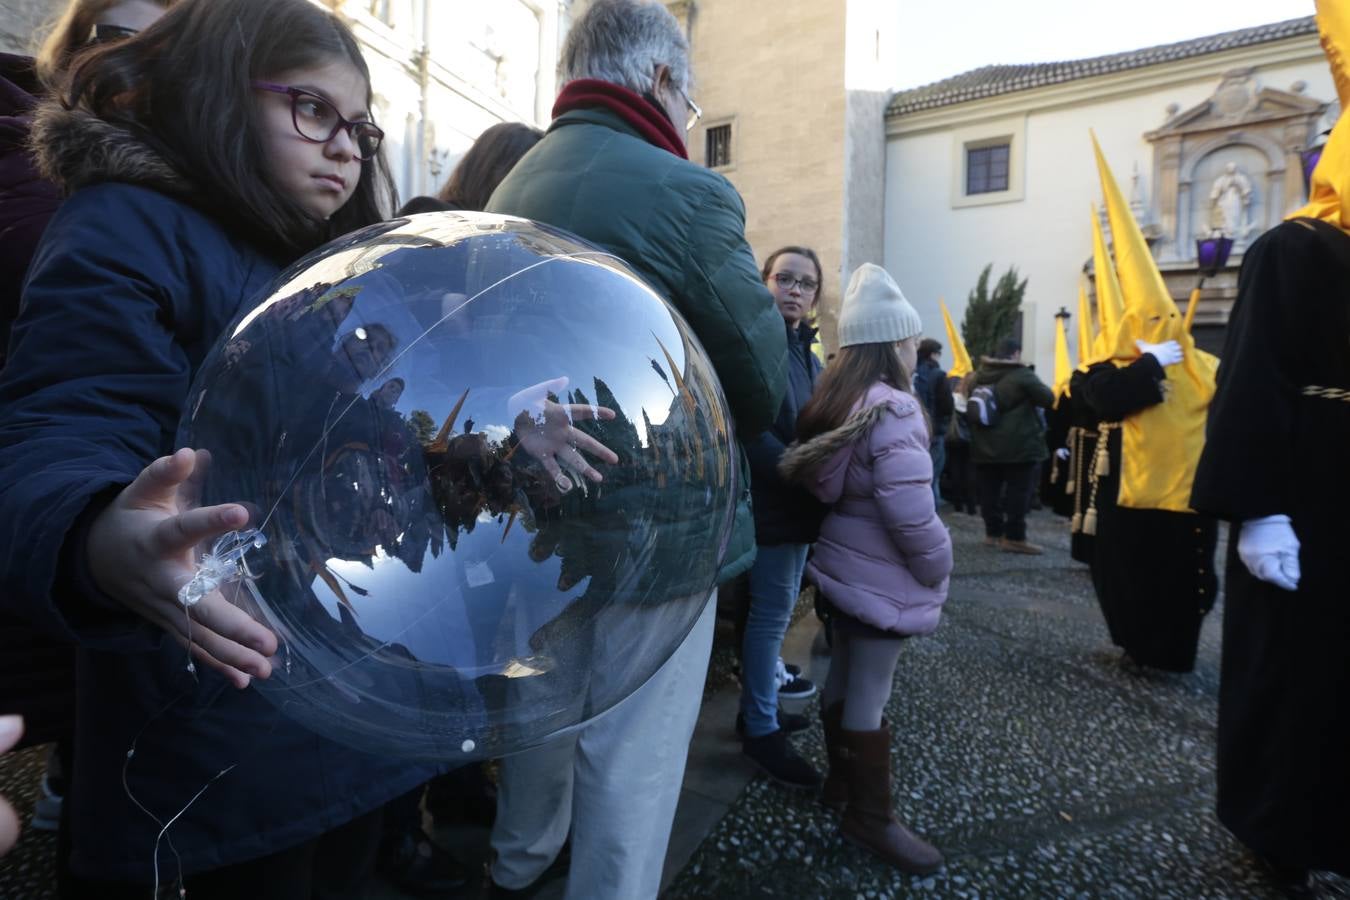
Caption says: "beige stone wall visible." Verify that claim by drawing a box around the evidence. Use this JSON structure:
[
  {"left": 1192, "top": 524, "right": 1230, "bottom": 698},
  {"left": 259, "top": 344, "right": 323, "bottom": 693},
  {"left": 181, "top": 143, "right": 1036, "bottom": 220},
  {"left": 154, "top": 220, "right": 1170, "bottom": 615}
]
[{"left": 679, "top": 0, "right": 848, "bottom": 347}]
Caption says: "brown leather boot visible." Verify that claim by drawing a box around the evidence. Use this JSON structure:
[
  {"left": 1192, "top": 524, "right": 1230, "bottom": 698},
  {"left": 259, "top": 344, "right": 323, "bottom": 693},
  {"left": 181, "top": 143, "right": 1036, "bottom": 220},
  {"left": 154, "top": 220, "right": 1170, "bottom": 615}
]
[
  {"left": 838, "top": 724, "right": 943, "bottom": 874},
  {"left": 819, "top": 702, "right": 848, "bottom": 812}
]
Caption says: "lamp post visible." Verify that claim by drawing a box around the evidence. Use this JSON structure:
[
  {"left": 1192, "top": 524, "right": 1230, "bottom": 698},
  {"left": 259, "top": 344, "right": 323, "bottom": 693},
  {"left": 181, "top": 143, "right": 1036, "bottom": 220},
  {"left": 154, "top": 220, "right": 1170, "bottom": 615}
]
[
  {"left": 1187, "top": 233, "right": 1233, "bottom": 333},
  {"left": 1300, "top": 128, "right": 1331, "bottom": 198}
]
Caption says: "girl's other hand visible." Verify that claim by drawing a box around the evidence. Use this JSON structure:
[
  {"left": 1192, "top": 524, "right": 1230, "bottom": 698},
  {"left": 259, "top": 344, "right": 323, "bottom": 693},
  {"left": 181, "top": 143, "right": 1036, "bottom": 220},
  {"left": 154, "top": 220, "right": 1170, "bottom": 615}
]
[
  {"left": 86, "top": 449, "right": 279, "bottom": 688},
  {"left": 0, "top": 715, "right": 21, "bottom": 856}
]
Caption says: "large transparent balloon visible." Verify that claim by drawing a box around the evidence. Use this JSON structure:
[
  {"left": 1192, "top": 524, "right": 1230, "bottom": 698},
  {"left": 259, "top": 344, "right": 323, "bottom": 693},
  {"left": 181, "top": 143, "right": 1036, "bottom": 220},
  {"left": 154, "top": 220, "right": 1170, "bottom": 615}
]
[{"left": 179, "top": 212, "right": 737, "bottom": 760}]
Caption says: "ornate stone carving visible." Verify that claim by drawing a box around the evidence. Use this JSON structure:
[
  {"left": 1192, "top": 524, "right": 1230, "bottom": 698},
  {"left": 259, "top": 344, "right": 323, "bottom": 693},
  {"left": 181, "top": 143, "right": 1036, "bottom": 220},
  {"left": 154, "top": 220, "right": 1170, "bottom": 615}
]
[{"left": 1205, "top": 162, "right": 1256, "bottom": 239}]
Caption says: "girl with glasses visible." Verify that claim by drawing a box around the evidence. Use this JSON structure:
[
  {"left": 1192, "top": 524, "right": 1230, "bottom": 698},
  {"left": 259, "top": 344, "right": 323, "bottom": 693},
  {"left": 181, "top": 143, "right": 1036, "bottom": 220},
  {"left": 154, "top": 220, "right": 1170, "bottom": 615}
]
[
  {"left": 0, "top": 0, "right": 429, "bottom": 896},
  {"left": 734, "top": 246, "right": 828, "bottom": 789}
]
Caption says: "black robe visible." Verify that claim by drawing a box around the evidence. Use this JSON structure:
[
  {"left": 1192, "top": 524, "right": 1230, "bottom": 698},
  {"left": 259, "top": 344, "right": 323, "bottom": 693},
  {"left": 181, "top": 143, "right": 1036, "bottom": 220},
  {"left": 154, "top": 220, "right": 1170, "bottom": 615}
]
[
  {"left": 1041, "top": 398, "right": 1073, "bottom": 517},
  {"left": 1191, "top": 217, "right": 1350, "bottom": 876},
  {"left": 1077, "top": 355, "right": 1218, "bottom": 672},
  {"left": 1060, "top": 378, "right": 1103, "bottom": 564}
]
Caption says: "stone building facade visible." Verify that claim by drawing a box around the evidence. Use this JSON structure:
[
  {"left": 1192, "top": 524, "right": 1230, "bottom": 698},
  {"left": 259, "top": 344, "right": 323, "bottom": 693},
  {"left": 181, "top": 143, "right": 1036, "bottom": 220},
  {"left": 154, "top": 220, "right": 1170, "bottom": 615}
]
[
  {"left": 668, "top": 0, "right": 897, "bottom": 356},
  {"left": 883, "top": 16, "right": 1332, "bottom": 375}
]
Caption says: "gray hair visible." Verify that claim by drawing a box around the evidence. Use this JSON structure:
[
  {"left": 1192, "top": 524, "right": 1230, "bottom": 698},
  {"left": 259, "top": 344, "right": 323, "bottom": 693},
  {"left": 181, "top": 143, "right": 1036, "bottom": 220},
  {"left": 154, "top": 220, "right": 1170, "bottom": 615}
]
[{"left": 560, "top": 0, "right": 691, "bottom": 95}]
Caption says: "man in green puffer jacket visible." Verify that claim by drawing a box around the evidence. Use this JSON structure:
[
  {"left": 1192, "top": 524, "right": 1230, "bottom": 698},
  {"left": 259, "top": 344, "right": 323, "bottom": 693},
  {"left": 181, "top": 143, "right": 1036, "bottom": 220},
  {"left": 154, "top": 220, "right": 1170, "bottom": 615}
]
[
  {"left": 482, "top": 2, "right": 786, "bottom": 896},
  {"left": 970, "top": 338, "right": 1055, "bottom": 555}
]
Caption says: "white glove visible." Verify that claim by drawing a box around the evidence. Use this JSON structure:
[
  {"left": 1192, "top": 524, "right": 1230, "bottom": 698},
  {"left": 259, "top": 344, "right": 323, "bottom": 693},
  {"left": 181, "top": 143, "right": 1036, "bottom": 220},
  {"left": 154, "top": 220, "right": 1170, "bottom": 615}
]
[
  {"left": 1237, "top": 515, "right": 1301, "bottom": 592},
  {"left": 1136, "top": 339, "right": 1183, "bottom": 367},
  {"left": 1055, "top": 447, "right": 1070, "bottom": 461}
]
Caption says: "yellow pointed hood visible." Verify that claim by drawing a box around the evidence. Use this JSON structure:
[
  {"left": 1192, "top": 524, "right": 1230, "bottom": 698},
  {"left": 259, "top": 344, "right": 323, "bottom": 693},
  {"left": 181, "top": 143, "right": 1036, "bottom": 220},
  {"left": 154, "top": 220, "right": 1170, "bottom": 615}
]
[
  {"left": 940, "top": 299, "right": 973, "bottom": 378},
  {"left": 1081, "top": 202, "right": 1129, "bottom": 368},
  {"left": 1076, "top": 278, "right": 1095, "bottom": 368},
  {"left": 1289, "top": 0, "right": 1350, "bottom": 233},
  {"left": 1090, "top": 133, "right": 1217, "bottom": 513},
  {"left": 1053, "top": 315, "right": 1073, "bottom": 402}
]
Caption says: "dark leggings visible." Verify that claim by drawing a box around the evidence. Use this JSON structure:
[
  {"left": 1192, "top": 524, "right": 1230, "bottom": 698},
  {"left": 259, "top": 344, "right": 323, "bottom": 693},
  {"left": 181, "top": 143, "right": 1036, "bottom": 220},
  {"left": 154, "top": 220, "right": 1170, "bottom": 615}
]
[{"left": 60, "top": 807, "right": 384, "bottom": 900}]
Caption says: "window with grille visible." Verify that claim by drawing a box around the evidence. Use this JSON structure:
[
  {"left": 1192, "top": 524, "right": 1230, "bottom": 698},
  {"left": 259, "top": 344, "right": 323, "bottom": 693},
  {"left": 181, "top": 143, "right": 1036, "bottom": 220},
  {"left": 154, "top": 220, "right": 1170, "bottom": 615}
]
[
  {"left": 706, "top": 124, "right": 732, "bottom": 168},
  {"left": 966, "top": 142, "right": 1010, "bottom": 195}
]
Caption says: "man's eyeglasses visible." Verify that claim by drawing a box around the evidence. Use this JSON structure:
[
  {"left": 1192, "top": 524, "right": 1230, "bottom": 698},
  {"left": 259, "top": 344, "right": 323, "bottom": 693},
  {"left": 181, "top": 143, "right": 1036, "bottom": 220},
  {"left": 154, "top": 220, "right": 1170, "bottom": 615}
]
[
  {"left": 86, "top": 23, "right": 138, "bottom": 46},
  {"left": 252, "top": 82, "right": 385, "bottom": 161},
  {"left": 772, "top": 272, "right": 819, "bottom": 294},
  {"left": 676, "top": 85, "right": 702, "bottom": 132}
]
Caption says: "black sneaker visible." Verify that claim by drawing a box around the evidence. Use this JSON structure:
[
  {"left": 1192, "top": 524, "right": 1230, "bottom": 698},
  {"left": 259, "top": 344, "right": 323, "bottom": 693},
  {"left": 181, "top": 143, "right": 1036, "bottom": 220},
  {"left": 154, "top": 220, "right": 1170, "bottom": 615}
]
[
  {"left": 777, "top": 674, "right": 817, "bottom": 701},
  {"left": 735, "top": 710, "right": 809, "bottom": 737},
  {"left": 742, "top": 729, "right": 822, "bottom": 789},
  {"left": 775, "top": 658, "right": 817, "bottom": 700},
  {"left": 380, "top": 831, "right": 471, "bottom": 896}
]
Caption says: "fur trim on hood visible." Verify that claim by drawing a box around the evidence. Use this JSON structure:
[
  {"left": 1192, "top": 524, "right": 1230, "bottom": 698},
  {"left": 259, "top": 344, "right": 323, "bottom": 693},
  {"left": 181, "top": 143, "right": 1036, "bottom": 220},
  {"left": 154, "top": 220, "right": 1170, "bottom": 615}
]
[
  {"left": 778, "top": 402, "right": 897, "bottom": 484},
  {"left": 977, "top": 356, "right": 1028, "bottom": 370},
  {"left": 28, "top": 102, "right": 193, "bottom": 198}
]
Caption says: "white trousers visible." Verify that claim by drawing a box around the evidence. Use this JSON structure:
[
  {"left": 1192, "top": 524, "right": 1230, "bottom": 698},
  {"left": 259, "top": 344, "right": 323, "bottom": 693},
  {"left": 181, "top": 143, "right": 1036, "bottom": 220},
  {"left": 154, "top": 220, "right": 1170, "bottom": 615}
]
[{"left": 490, "top": 592, "right": 717, "bottom": 899}]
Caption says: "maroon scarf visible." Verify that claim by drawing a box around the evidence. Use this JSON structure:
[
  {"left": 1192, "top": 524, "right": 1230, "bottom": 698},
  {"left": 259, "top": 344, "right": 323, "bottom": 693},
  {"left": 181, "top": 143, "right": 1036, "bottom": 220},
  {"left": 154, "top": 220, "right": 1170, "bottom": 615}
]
[{"left": 552, "top": 79, "right": 687, "bottom": 160}]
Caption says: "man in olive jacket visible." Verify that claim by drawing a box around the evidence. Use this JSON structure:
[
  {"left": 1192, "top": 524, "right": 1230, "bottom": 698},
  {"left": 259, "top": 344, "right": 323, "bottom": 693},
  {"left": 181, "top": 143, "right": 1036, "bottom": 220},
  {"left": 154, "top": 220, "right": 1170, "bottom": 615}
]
[
  {"left": 970, "top": 338, "right": 1054, "bottom": 554},
  {"left": 483, "top": 2, "right": 786, "bottom": 896}
]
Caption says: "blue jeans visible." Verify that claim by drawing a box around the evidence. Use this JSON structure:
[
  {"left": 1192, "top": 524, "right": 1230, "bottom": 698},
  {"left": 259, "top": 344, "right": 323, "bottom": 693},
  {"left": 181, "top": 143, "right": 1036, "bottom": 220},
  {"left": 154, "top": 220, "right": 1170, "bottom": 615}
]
[
  {"left": 929, "top": 439, "right": 946, "bottom": 504},
  {"left": 739, "top": 543, "right": 810, "bottom": 739}
]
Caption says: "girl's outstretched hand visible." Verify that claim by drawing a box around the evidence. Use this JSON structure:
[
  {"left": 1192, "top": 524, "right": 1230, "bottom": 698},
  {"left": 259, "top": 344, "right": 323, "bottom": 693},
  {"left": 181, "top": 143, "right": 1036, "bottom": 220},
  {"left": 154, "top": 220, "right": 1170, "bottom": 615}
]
[{"left": 85, "top": 449, "right": 278, "bottom": 688}]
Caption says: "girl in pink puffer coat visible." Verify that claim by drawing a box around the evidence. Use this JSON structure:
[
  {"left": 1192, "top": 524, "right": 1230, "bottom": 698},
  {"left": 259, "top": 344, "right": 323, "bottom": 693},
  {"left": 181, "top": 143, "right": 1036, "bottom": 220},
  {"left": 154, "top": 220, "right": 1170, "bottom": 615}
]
[{"left": 779, "top": 263, "right": 952, "bottom": 875}]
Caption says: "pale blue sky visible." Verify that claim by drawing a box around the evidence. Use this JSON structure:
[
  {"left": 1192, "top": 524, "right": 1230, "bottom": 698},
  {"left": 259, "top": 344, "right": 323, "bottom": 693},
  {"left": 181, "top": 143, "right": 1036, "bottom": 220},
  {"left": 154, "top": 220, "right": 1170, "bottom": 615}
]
[{"left": 896, "top": 0, "right": 1317, "bottom": 90}]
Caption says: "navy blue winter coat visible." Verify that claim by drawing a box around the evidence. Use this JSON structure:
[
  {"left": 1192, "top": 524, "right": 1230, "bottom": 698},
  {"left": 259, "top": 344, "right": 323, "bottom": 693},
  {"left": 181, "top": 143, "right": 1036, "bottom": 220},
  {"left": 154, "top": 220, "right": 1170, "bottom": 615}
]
[
  {"left": 0, "top": 104, "right": 437, "bottom": 882},
  {"left": 745, "top": 321, "right": 827, "bottom": 545}
]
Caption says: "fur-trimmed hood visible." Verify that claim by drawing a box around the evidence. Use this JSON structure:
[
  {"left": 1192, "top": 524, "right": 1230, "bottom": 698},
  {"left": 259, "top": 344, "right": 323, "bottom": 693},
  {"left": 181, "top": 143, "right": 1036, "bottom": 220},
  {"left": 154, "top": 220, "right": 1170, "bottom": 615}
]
[
  {"left": 778, "top": 401, "right": 891, "bottom": 487},
  {"left": 977, "top": 356, "right": 1028, "bottom": 371},
  {"left": 28, "top": 101, "right": 194, "bottom": 198}
]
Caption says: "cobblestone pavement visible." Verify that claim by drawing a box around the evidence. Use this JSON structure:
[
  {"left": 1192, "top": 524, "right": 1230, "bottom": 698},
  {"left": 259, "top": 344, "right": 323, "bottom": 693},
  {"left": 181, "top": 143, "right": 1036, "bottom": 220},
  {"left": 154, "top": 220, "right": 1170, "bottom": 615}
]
[
  {"left": 664, "top": 508, "right": 1348, "bottom": 899},
  {"left": 6, "top": 508, "right": 1349, "bottom": 899}
]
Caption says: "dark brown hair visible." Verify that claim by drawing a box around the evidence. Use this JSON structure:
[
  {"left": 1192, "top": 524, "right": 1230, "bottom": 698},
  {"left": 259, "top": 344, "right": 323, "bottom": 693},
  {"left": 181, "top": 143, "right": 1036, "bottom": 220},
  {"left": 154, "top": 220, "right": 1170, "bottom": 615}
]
[
  {"left": 796, "top": 342, "right": 915, "bottom": 441},
  {"left": 760, "top": 245, "right": 824, "bottom": 313},
  {"left": 63, "top": 0, "right": 395, "bottom": 257},
  {"left": 438, "top": 122, "right": 544, "bottom": 212}
]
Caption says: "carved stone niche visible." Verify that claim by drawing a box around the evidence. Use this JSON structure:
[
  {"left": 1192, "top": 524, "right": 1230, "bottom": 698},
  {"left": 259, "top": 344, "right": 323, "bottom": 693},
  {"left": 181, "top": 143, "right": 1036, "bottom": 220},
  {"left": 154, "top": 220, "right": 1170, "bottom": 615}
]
[{"left": 1142, "top": 68, "right": 1326, "bottom": 330}]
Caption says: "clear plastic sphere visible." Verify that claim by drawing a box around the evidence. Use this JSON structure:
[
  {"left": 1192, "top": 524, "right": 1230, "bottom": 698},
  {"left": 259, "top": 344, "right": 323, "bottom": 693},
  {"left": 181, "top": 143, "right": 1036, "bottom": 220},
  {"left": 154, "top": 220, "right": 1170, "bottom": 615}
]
[{"left": 179, "top": 212, "right": 737, "bottom": 760}]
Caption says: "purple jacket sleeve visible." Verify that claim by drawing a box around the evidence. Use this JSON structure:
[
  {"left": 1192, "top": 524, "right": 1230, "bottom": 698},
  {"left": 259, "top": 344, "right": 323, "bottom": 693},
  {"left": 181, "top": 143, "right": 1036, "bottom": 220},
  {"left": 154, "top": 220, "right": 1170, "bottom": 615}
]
[{"left": 868, "top": 398, "right": 953, "bottom": 586}]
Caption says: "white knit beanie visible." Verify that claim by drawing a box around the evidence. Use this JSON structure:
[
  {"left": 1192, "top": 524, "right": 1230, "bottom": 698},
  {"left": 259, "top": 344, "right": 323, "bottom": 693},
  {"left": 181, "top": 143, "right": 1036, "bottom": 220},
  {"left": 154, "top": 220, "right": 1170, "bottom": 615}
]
[{"left": 838, "top": 263, "right": 922, "bottom": 348}]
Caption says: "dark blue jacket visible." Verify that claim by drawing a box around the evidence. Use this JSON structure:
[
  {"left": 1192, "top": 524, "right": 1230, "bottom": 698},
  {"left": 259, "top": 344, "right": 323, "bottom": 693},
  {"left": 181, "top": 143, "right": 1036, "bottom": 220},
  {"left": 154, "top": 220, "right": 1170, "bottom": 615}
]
[
  {"left": 0, "top": 107, "right": 437, "bottom": 882},
  {"left": 745, "top": 321, "right": 826, "bottom": 545}
]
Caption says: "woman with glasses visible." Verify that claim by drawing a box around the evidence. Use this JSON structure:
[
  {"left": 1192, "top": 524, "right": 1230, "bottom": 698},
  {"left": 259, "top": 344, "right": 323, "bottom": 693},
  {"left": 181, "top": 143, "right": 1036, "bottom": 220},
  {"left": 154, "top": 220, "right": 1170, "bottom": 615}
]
[
  {"left": 735, "top": 246, "right": 828, "bottom": 789},
  {"left": 0, "top": 1, "right": 443, "bottom": 896}
]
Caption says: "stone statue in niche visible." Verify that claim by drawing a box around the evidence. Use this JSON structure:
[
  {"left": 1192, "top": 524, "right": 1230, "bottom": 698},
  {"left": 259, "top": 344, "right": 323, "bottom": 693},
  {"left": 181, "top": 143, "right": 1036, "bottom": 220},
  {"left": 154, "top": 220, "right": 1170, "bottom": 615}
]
[{"left": 1206, "top": 162, "right": 1255, "bottom": 238}]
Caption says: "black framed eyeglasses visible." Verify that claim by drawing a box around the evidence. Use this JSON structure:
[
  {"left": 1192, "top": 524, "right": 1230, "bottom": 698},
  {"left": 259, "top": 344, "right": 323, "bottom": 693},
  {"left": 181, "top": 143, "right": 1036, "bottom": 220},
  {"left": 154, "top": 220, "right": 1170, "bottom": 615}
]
[
  {"left": 252, "top": 82, "right": 385, "bottom": 161},
  {"left": 676, "top": 85, "right": 702, "bottom": 132},
  {"left": 86, "top": 23, "right": 138, "bottom": 46},
  {"left": 772, "top": 272, "right": 819, "bottom": 294}
]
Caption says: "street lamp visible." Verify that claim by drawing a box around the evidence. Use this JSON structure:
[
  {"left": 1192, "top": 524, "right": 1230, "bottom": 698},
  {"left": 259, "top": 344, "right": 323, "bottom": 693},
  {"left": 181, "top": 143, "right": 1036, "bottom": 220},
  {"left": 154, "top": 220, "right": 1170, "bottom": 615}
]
[
  {"left": 1300, "top": 129, "right": 1331, "bottom": 197},
  {"left": 1194, "top": 235, "right": 1233, "bottom": 284},
  {"left": 1187, "top": 233, "right": 1233, "bottom": 333}
]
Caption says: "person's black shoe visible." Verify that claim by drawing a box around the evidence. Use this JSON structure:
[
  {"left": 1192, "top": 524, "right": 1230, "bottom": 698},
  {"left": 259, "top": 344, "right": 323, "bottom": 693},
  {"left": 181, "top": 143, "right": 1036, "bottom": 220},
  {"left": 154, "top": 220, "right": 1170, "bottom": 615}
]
[
  {"left": 742, "top": 728, "right": 822, "bottom": 789},
  {"left": 735, "top": 710, "right": 809, "bottom": 737},
  {"left": 382, "top": 831, "right": 471, "bottom": 896},
  {"left": 484, "top": 840, "right": 571, "bottom": 898}
]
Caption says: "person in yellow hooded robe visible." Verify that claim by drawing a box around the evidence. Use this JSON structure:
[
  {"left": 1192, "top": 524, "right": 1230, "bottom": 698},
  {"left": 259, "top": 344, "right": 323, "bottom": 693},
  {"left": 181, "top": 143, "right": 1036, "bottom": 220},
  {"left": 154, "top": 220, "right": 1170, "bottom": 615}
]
[
  {"left": 1068, "top": 141, "right": 1219, "bottom": 674},
  {"left": 1189, "top": 0, "right": 1350, "bottom": 885}
]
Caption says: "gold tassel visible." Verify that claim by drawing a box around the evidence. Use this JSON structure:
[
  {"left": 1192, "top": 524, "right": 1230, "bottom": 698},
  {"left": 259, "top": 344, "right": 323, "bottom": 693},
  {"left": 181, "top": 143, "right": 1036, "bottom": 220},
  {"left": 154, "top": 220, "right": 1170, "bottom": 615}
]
[
  {"left": 1082, "top": 507, "right": 1097, "bottom": 535},
  {"left": 1070, "top": 511, "right": 1082, "bottom": 533},
  {"left": 1094, "top": 423, "right": 1114, "bottom": 478},
  {"left": 1065, "top": 427, "right": 1080, "bottom": 495}
]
